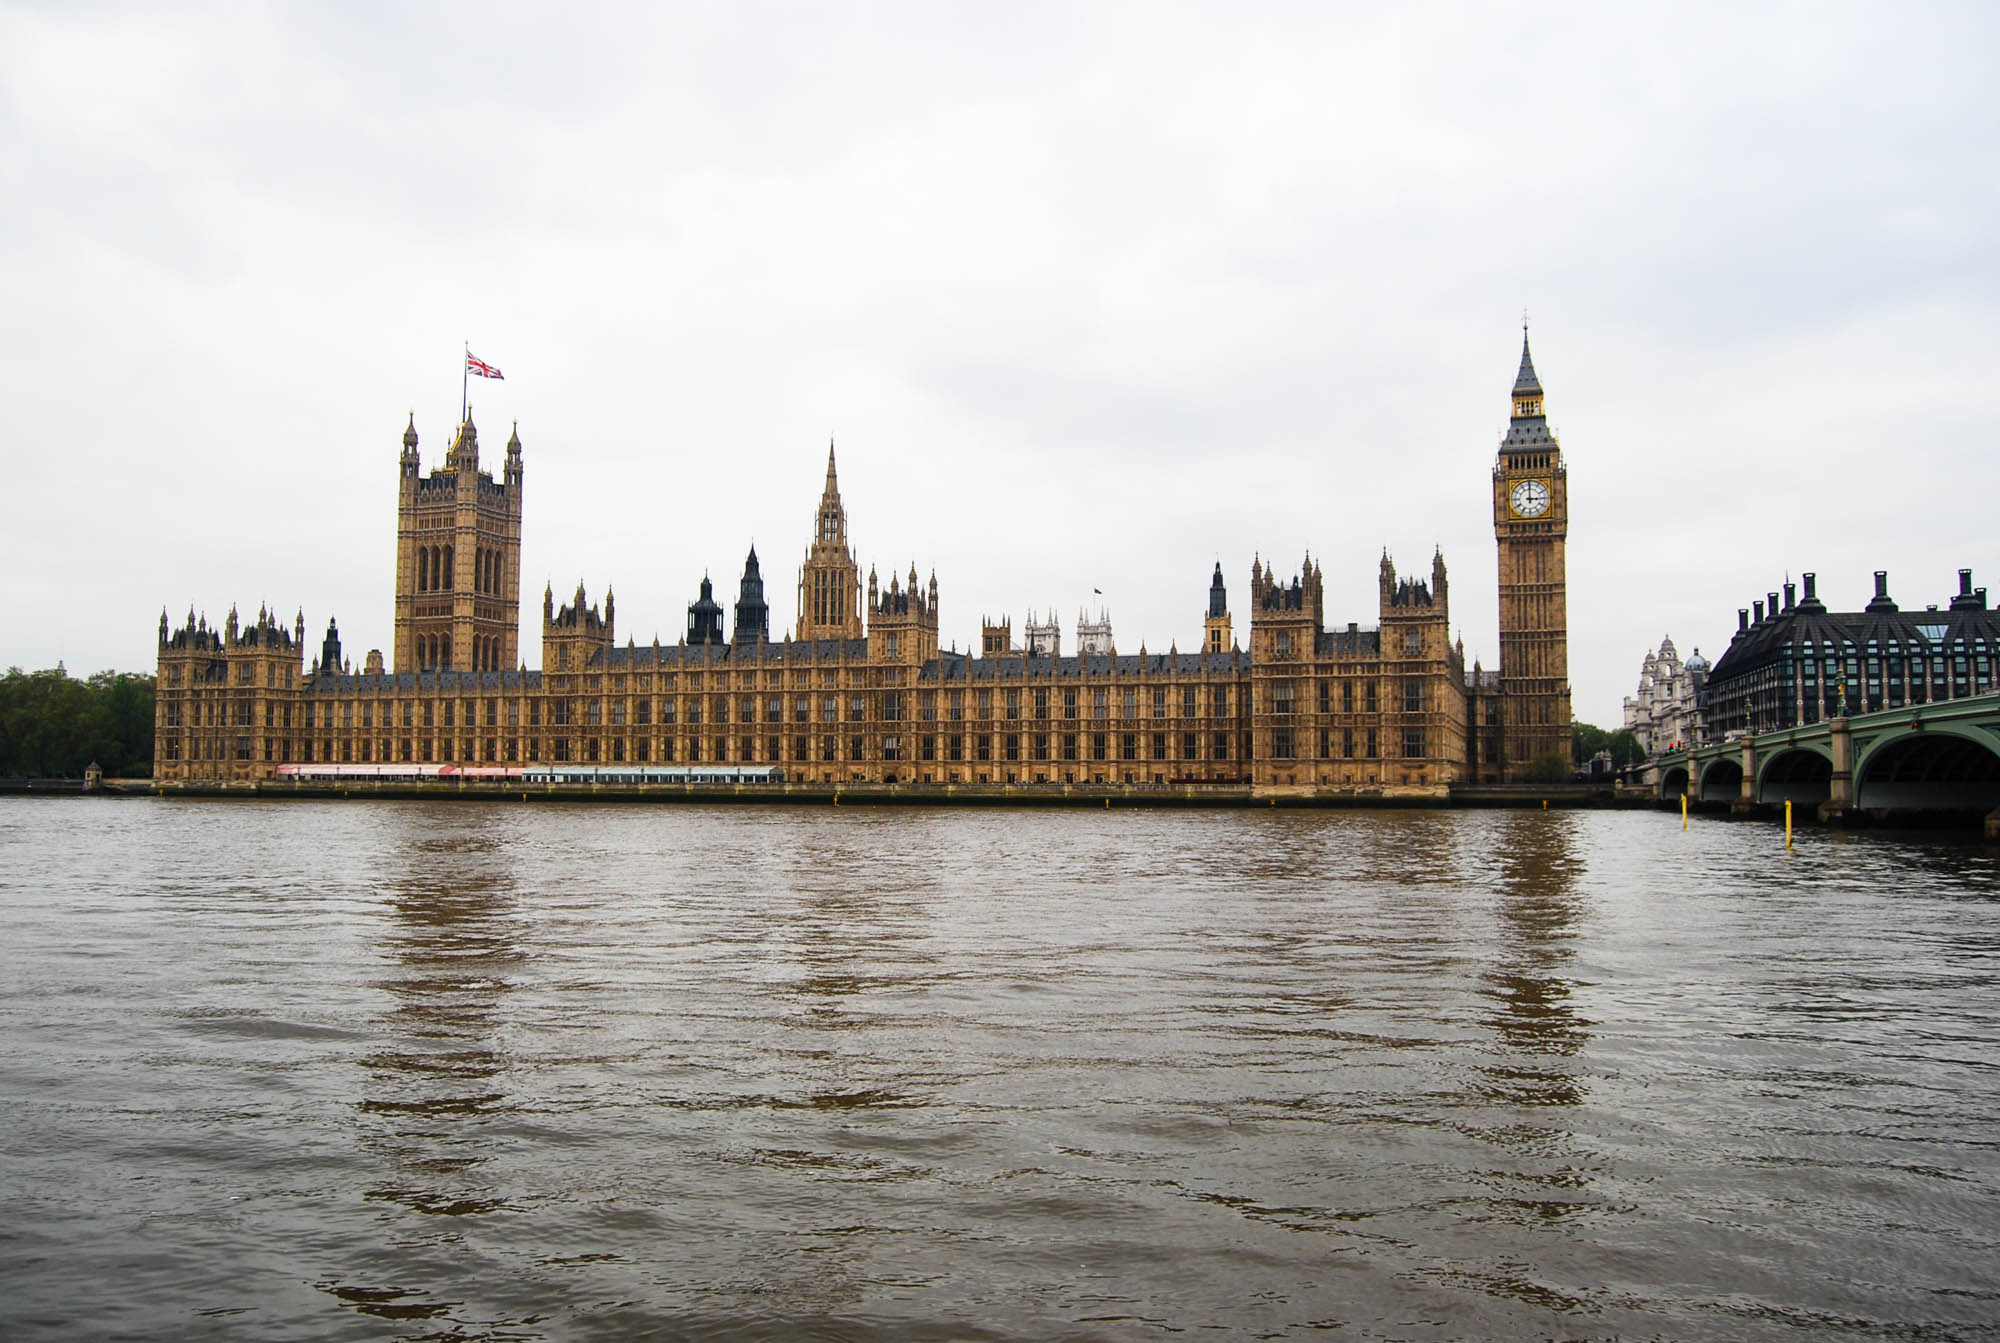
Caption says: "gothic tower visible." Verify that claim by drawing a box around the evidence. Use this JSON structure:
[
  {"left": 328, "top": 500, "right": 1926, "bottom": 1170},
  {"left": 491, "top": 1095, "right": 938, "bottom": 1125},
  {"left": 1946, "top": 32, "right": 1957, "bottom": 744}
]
[
  {"left": 394, "top": 414, "right": 524, "bottom": 673},
  {"left": 1204, "top": 562, "right": 1233, "bottom": 653},
  {"left": 1492, "top": 328, "right": 1572, "bottom": 777},
  {"left": 795, "top": 440, "right": 864, "bottom": 642},
  {"left": 733, "top": 546, "right": 770, "bottom": 646},
  {"left": 688, "top": 576, "right": 725, "bottom": 646}
]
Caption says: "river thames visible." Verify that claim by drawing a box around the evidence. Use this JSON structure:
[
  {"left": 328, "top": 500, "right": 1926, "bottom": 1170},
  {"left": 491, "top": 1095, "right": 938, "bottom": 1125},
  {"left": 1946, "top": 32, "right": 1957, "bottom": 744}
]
[{"left": 1, "top": 798, "right": 1996, "bottom": 1340}]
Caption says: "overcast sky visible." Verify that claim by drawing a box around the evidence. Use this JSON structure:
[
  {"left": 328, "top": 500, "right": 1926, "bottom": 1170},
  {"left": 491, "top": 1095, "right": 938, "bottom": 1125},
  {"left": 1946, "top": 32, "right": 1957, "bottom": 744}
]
[{"left": 4, "top": 2, "right": 1995, "bottom": 726}]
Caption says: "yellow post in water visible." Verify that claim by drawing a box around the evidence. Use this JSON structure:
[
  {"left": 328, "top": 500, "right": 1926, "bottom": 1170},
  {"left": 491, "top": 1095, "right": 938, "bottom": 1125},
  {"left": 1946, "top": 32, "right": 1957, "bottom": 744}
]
[
  {"left": 1681, "top": 792, "right": 1688, "bottom": 830},
  {"left": 1785, "top": 798, "right": 1793, "bottom": 849}
]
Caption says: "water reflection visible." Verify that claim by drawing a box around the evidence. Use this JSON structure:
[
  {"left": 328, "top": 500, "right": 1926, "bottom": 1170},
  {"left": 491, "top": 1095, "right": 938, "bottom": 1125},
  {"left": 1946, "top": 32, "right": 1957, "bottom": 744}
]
[
  {"left": 1474, "top": 812, "right": 1595, "bottom": 1227},
  {"left": 10, "top": 799, "right": 2000, "bottom": 1340},
  {"left": 1484, "top": 811, "right": 1590, "bottom": 1072},
  {"left": 355, "top": 807, "right": 525, "bottom": 1220},
  {"left": 776, "top": 813, "right": 942, "bottom": 1009}
]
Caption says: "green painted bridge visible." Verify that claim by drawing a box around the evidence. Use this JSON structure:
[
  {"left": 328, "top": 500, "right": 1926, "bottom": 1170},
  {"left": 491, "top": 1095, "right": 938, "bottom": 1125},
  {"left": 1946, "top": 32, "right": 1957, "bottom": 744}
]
[{"left": 1656, "top": 690, "right": 2000, "bottom": 827}]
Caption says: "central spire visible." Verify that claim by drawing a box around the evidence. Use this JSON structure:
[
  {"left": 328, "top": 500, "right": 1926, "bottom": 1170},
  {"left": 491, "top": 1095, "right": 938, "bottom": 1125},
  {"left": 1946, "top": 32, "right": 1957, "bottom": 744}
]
[
  {"left": 813, "top": 436, "right": 847, "bottom": 545},
  {"left": 797, "top": 437, "right": 864, "bottom": 642}
]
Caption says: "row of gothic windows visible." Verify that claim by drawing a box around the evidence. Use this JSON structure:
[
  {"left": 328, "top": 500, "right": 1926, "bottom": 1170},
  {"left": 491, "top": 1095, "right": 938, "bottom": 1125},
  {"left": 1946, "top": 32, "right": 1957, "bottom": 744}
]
[{"left": 416, "top": 544, "right": 509, "bottom": 596}]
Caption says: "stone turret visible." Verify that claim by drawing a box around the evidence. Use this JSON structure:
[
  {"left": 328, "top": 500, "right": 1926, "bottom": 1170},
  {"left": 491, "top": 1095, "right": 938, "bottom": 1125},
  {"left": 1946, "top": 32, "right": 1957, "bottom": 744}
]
[
  {"left": 320, "top": 618, "right": 343, "bottom": 676},
  {"left": 1025, "top": 609, "right": 1059, "bottom": 657},
  {"left": 401, "top": 413, "right": 419, "bottom": 479},
  {"left": 1204, "top": 562, "right": 1232, "bottom": 654},
  {"left": 1077, "top": 607, "right": 1114, "bottom": 656},
  {"left": 688, "top": 575, "right": 725, "bottom": 646},
  {"left": 868, "top": 560, "right": 939, "bottom": 663},
  {"left": 734, "top": 546, "right": 770, "bottom": 646},
  {"left": 544, "top": 581, "right": 614, "bottom": 672}
]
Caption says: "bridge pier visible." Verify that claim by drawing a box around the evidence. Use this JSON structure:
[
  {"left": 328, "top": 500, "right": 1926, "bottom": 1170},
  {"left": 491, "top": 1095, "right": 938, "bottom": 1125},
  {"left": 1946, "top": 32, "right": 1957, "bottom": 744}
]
[
  {"left": 1819, "top": 716, "right": 1855, "bottom": 825},
  {"left": 1987, "top": 808, "right": 2000, "bottom": 841},
  {"left": 1729, "top": 738, "right": 1761, "bottom": 816}
]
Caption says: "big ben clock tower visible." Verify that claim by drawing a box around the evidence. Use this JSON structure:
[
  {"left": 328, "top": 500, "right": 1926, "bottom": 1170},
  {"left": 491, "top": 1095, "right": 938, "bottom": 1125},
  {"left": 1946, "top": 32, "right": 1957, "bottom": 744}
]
[{"left": 1493, "top": 326, "right": 1573, "bottom": 778}]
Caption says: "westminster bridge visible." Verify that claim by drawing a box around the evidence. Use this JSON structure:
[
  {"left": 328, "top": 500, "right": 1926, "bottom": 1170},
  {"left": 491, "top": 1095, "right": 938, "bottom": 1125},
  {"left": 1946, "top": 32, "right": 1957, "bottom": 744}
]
[{"left": 1657, "top": 690, "right": 2000, "bottom": 831}]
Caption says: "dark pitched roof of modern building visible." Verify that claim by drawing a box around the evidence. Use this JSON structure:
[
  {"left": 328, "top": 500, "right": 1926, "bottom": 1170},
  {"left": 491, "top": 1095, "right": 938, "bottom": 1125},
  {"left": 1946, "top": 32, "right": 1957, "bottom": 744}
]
[{"left": 1706, "top": 571, "right": 1997, "bottom": 688}]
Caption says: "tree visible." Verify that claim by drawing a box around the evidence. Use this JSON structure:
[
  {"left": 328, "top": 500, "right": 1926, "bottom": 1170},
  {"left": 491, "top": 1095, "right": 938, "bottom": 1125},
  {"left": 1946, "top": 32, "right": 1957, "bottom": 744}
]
[
  {"left": 0, "top": 667, "right": 155, "bottom": 777},
  {"left": 1524, "top": 750, "right": 1573, "bottom": 781},
  {"left": 1571, "top": 721, "right": 1646, "bottom": 769}
]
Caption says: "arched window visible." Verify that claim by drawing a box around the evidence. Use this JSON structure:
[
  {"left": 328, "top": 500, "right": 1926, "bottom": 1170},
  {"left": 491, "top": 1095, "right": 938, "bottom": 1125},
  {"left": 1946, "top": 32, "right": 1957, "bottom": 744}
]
[{"left": 443, "top": 546, "right": 454, "bottom": 589}]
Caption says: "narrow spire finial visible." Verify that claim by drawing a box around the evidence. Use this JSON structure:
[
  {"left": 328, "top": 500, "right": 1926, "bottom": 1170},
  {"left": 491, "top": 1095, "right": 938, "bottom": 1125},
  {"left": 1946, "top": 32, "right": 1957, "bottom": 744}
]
[{"left": 1512, "top": 322, "right": 1543, "bottom": 398}]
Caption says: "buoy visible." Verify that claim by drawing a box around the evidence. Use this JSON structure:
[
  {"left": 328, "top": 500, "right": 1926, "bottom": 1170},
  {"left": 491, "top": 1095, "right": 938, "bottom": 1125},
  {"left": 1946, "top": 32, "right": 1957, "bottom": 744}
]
[{"left": 1785, "top": 798, "right": 1793, "bottom": 849}]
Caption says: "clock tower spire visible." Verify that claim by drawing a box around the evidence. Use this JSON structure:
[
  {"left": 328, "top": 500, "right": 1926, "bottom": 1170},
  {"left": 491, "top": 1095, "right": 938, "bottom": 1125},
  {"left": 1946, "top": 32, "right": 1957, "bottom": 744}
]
[{"left": 1492, "top": 324, "right": 1572, "bottom": 779}]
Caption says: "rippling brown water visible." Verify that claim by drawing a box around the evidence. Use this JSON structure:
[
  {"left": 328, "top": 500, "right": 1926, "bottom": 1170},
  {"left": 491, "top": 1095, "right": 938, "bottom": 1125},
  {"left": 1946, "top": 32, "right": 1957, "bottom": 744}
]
[{"left": 2, "top": 798, "right": 1997, "bottom": 1340}]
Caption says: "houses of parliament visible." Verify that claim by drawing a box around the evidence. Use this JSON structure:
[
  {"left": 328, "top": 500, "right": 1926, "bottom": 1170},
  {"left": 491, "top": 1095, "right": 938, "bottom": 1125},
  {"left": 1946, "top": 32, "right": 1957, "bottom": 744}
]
[{"left": 153, "top": 337, "right": 1573, "bottom": 792}]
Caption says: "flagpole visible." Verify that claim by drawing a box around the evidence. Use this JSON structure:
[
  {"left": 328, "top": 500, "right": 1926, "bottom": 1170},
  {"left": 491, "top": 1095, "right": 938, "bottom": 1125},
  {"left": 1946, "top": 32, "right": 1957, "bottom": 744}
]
[{"left": 461, "top": 340, "right": 468, "bottom": 426}]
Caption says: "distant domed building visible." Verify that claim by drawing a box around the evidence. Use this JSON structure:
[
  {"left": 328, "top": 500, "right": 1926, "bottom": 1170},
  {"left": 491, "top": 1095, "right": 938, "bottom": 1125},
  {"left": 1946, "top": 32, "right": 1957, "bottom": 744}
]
[{"left": 1623, "top": 636, "right": 1707, "bottom": 756}]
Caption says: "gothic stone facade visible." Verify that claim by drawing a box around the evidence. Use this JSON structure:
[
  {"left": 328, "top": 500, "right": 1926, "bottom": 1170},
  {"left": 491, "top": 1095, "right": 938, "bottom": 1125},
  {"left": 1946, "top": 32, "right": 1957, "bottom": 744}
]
[{"left": 154, "top": 340, "right": 1571, "bottom": 792}]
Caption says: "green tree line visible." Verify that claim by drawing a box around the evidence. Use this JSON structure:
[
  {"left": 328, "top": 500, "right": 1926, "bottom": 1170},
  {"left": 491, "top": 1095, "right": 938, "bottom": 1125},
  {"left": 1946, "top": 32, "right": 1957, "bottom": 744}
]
[
  {"left": 0, "top": 667, "right": 155, "bottom": 778},
  {"left": 1572, "top": 721, "right": 1646, "bottom": 769}
]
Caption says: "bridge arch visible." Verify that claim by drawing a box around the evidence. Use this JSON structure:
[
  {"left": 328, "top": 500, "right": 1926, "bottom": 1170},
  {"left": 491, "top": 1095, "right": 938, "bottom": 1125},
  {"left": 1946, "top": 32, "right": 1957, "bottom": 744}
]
[
  {"left": 1695, "top": 756, "right": 1742, "bottom": 803},
  {"left": 1658, "top": 764, "right": 1689, "bottom": 800},
  {"left": 1854, "top": 725, "right": 2000, "bottom": 814},
  {"left": 1757, "top": 744, "right": 1834, "bottom": 806}
]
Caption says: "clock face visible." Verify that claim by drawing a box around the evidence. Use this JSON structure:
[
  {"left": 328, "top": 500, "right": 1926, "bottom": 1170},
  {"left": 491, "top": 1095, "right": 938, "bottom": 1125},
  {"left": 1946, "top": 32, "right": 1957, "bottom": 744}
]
[{"left": 1509, "top": 479, "right": 1550, "bottom": 518}]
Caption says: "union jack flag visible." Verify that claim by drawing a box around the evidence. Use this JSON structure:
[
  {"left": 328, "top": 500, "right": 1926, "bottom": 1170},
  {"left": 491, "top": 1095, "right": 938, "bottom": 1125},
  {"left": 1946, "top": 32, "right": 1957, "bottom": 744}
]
[{"left": 466, "top": 352, "right": 504, "bottom": 380}]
